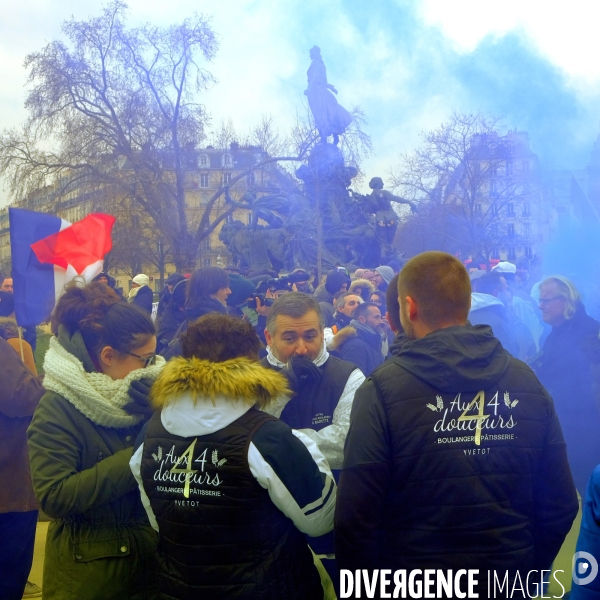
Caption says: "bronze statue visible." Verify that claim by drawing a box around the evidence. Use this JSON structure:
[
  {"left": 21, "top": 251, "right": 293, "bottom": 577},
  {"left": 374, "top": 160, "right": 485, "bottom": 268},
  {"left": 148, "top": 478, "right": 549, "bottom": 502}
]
[
  {"left": 367, "top": 177, "right": 417, "bottom": 249},
  {"left": 305, "top": 46, "right": 352, "bottom": 145}
]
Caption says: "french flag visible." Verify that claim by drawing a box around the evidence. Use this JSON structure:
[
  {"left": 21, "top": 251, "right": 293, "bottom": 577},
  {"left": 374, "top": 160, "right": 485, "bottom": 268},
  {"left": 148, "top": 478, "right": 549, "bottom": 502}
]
[{"left": 9, "top": 208, "right": 116, "bottom": 327}]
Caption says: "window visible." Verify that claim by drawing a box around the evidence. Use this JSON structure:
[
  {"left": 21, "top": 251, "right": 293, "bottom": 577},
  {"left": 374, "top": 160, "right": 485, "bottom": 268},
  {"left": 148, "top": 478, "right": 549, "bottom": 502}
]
[
  {"left": 201, "top": 237, "right": 211, "bottom": 251},
  {"left": 491, "top": 248, "right": 499, "bottom": 259},
  {"left": 524, "top": 223, "right": 531, "bottom": 237},
  {"left": 507, "top": 223, "right": 515, "bottom": 236},
  {"left": 198, "top": 154, "right": 209, "bottom": 167},
  {"left": 491, "top": 203, "right": 498, "bottom": 216},
  {"left": 507, "top": 203, "right": 514, "bottom": 216},
  {"left": 222, "top": 153, "right": 233, "bottom": 168},
  {"left": 202, "top": 258, "right": 211, "bottom": 267},
  {"left": 246, "top": 172, "right": 255, "bottom": 187},
  {"left": 506, "top": 161, "right": 513, "bottom": 176},
  {"left": 223, "top": 173, "right": 232, "bottom": 185},
  {"left": 490, "top": 181, "right": 498, "bottom": 197},
  {"left": 523, "top": 202, "right": 530, "bottom": 217},
  {"left": 508, "top": 247, "right": 516, "bottom": 260},
  {"left": 525, "top": 246, "right": 532, "bottom": 258},
  {"left": 200, "top": 173, "right": 210, "bottom": 188}
]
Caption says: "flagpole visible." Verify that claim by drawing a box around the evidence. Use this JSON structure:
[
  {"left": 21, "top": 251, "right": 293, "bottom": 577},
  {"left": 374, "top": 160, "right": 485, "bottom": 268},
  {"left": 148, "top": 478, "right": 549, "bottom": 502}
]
[{"left": 17, "top": 326, "right": 25, "bottom": 362}]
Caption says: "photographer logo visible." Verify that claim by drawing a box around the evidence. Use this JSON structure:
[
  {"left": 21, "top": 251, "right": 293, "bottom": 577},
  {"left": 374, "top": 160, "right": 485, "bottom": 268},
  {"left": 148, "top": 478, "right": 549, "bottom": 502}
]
[{"left": 573, "top": 552, "right": 598, "bottom": 586}]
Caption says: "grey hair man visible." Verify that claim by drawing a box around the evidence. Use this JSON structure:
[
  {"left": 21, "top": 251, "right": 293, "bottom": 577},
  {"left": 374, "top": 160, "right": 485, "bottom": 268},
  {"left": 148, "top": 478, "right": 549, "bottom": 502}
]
[{"left": 324, "top": 293, "right": 363, "bottom": 349}]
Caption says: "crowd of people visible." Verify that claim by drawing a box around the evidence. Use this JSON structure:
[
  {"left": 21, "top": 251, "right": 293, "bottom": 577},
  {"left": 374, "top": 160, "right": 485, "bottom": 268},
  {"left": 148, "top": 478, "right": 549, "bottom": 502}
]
[{"left": 1, "top": 252, "right": 600, "bottom": 599}]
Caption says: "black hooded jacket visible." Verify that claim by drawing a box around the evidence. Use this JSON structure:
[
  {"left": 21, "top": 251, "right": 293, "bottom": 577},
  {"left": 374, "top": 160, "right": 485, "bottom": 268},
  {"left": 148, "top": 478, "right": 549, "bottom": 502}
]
[
  {"left": 332, "top": 320, "right": 384, "bottom": 377},
  {"left": 132, "top": 285, "right": 153, "bottom": 314},
  {"left": 335, "top": 324, "right": 577, "bottom": 582}
]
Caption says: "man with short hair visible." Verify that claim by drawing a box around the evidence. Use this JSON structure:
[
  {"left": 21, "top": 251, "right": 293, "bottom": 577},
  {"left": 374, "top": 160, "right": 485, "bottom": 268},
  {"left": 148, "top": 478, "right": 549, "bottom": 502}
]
[
  {"left": 262, "top": 292, "right": 364, "bottom": 589},
  {"left": 262, "top": 293, "right": 364, "bottom": 471},
  {"left": 336, "top": 251, "right": 577, "bottom": 590},
  {"left": 331, "top": 302, "right": 385, "bottom": 376}
]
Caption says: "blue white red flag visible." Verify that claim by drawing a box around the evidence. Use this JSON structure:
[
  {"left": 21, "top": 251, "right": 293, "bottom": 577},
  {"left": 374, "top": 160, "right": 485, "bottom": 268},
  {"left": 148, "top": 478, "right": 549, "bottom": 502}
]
[{"left": 9, "top": 208, "right": 116, "bottom": 327}]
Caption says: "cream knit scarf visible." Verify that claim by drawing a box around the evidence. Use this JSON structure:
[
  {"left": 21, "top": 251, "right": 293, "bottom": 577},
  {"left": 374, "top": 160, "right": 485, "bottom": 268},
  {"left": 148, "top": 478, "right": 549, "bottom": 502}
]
[
  {"left": 128, "top": 286, "right": 140, "bottom": 302},
  {"left": 43, "top": 337, "right": 166, "bottom": 428}
]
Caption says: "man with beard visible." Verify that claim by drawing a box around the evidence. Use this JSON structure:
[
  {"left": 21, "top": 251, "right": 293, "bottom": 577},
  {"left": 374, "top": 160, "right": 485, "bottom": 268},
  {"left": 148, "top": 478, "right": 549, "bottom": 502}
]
[
  {"left": 335, "top": 251, "right": 577, "bottom": 598},
  {"left": 261, "top": 292, "right": 364, "bottom": 592},
  {"left": 331, "top": 302, "right": 385, "bottom": 376}
]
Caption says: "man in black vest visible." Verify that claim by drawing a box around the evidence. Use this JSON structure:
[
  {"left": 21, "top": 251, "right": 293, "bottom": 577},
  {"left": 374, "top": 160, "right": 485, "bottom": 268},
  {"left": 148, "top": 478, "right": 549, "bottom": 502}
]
[
  {"left": 335, "top": 251, "right": 578, "bottom": 598},
  {"left": 262, "top": 293, "right": 364, "bottom": 473},
  {"left": 262, "top": 292, "right": 364, "bottom": 592}
]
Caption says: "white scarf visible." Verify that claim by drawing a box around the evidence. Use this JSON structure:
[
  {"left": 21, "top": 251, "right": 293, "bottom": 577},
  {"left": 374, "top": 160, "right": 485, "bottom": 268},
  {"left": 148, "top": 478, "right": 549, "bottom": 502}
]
[
  {"left": 128, "top": 286, "right": 140, "bottom": 302},
  {"left": 43, "top": 337, "right": 165, "bottom": 428}
]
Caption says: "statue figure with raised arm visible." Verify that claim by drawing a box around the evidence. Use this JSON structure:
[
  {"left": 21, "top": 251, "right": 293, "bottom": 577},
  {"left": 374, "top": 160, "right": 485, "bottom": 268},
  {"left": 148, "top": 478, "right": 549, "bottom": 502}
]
[
  {"left": 305, "top": 46, "right": 352, "bottom": 145},
  {"left": 367, "top": 177, "right": 417, "bottom": 249}
]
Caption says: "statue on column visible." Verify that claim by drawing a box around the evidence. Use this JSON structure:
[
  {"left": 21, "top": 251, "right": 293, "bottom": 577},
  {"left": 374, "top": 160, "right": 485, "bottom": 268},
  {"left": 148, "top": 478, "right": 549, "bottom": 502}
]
[
  {"left": 305, "top": 46, "right": 352, "bottom": 145},
  {"left": 367, "top": 177, "right": 417, "bottom": 249}
]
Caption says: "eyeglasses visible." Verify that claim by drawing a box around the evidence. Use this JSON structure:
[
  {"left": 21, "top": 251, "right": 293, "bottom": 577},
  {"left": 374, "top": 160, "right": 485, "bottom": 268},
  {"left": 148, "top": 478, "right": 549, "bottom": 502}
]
[
  {"left": 127, "top": 352, "right": 156, "bottom": 368},
  {"left": 538, "top": 296, "right": 564, "bottom": 306}
]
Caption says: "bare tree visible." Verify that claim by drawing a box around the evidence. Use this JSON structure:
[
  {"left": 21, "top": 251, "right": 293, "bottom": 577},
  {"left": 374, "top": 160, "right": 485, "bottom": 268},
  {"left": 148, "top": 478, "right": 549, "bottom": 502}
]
[
  {"left": 0, "top": 3, "right": 221, "bottom": 270},
  {"left": 390, "top": 111, "right": 527, "bottom": 259}
]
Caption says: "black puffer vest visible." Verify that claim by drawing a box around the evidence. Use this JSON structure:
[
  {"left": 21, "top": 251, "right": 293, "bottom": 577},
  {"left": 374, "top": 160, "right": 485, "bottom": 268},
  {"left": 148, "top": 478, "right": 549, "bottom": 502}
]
[
  {"left": 261, "top": 355, "right": 356, "bottom": 432},
  {"left": 141, "top": 408, "right": 322, "bottom": 600}
]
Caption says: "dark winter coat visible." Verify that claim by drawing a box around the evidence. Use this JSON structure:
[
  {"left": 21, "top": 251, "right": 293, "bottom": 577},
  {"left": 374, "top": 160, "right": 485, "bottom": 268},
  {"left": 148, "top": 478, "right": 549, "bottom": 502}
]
[
  {"left": 531, "top": 304, "right": 600, "bottom": 494},
  {"left": 132, "top": 285, "right": 154, "bottom": 314},
  {"left": 329, "top": 312, "right": 352, "bottom": 334},
  {"left": 157, "top": 274, "right": 185, "bottom": 318},
  {"left": 27, "top": 330, "right": 158, "bottom": 600},
  {"left": 155, "top": 305, "right": 185, "bottom": 349},
  {"left": 313, "top": 283, "right": 333, "bottom": 304},
  {"left": 336, "top": 324, "right": 578, "bottom": 583},
  {"left": 161, "top": 297, "right": 228, "bottom": 359},
  {"left": 332, "top": 320, "right": 383, "bottom": 376},
  {"left": 0, "top": 338, "right": 44, "bottom": 513}
]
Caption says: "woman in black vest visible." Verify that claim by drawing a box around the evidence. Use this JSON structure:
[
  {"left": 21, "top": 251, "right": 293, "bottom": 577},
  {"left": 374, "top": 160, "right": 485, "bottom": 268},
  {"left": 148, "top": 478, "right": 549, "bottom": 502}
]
[{"left": 132, "top": 314, "right": 336, "bottom": 599}]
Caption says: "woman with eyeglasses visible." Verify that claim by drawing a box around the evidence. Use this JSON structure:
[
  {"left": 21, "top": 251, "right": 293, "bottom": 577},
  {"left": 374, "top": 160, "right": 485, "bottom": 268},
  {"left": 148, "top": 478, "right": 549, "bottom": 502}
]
[{"left": 27, "top": 281, "right": 165, "bottom": 599}]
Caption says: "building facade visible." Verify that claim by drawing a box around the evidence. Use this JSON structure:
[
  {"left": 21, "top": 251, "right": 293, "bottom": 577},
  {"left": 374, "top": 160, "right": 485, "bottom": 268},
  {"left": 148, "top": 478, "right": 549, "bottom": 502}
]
[{"left": 0, "top": 143, "right": 287, "bottom": 293}]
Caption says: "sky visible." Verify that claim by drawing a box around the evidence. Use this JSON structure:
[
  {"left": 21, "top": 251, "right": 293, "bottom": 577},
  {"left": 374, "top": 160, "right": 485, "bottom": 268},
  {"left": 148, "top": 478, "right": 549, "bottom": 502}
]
[{"left": 1, "top": 0, "right": 600, "bottom": 207}]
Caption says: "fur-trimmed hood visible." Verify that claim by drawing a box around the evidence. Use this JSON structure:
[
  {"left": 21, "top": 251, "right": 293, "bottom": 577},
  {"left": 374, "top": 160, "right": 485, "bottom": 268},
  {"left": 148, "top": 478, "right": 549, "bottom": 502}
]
[
  {"left": 330, "top": 326, "right": 357, "bottom": 350},
  {"left": 151, "top": 355, "right": 291, "bottom": 410},
  {"left": 331, "top": 320, "right": 383, "bottom": 352}
]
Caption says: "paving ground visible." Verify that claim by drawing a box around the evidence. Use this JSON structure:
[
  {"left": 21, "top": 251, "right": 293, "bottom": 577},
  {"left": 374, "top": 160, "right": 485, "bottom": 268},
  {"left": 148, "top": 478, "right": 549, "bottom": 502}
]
[{"left": 28, "top": 521, "right": 47, "bottom": 590}]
